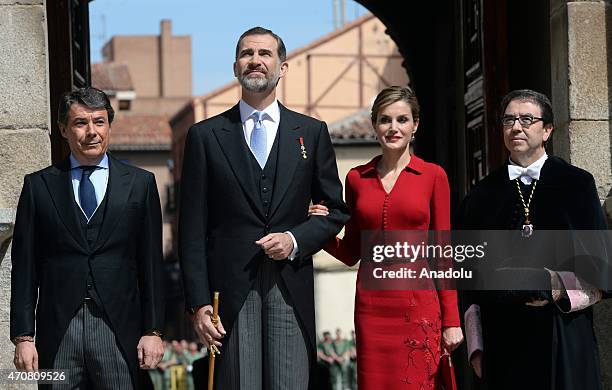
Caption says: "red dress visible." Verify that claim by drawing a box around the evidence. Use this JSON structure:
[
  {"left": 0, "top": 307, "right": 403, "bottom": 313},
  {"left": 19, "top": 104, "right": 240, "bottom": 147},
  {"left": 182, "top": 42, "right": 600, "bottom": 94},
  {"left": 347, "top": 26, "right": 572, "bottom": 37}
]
[{"left": 326, "top": 155, "right": 460, "bottom": 390}]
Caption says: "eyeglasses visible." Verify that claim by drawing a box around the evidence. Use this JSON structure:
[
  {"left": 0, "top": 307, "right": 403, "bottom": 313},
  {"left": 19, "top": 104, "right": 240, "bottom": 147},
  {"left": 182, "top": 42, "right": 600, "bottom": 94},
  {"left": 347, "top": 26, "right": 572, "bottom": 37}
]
[{"left": 501, "top": 114, "right": 544, "bottom": 127}]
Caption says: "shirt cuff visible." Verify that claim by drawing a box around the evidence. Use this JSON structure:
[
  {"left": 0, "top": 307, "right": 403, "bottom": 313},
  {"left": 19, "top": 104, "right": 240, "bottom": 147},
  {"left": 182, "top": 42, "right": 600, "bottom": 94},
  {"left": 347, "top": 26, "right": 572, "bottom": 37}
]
[
  {"left": 555, "top": 271, "right": 602, "bottom": 313},
  {"left": 285, "top": 231, "right": 298, "bottom": 261},
  {"left": 464, "top": 304, "right": 483, "bottom": 363}
]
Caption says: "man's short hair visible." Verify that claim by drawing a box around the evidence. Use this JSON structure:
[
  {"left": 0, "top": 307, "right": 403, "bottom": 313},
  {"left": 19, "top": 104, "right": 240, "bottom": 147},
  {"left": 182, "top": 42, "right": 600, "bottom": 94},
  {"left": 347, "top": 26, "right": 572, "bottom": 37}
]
[
  {"left": 57, "top": 87, "right": 115, "bottom": 126},
  {"left": 500, "top": 89, "right": 553, "bottom": 127},
  {"left": 235, "top": 26, "right": 287, "bottom": 62}
]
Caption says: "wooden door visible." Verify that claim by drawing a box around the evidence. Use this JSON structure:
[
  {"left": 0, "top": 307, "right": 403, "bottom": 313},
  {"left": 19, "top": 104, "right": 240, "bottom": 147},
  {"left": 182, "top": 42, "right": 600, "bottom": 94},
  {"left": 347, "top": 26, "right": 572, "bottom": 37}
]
[{"left": 46, "top": 0, "right": 93, "bottom": 163}]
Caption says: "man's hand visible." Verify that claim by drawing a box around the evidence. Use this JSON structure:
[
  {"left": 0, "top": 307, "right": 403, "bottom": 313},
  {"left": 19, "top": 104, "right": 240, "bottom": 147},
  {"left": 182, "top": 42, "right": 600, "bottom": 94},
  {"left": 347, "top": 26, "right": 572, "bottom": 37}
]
[
  {"left": 192, "top": 305, "right": 226, "bottom": 348},
  {"left": 14, "top": 342, "right": 38, "bottom": 371},
  {"left": 255, "top": 233, "right": 294, "bottom": 260},
  {"left": 525, "top": 298, "right": 549, "bottom": 307},
  {"left": 308, "top": 203, "right": 329, "bottom": 216},
  {"left": 318, "top": 353, "right": 334, "bottom": 364},
  {"left": 442, "top": 326, "right": 464, "bottom": 352},
  {"left": 470, "top": 350, "right": 483, "bottom": 378},
  {"left": 548, "top": 270, "right": 566, "bottom": 303},
  {"left": 137, "top": 335, "right": 164, "bottom": 369}
]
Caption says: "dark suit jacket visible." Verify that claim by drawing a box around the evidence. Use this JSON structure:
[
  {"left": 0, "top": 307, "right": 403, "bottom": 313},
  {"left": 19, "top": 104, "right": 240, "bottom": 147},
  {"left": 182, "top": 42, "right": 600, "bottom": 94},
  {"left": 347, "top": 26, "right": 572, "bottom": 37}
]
[
  {"left": 179, "top": 103, "right": 349, "bottom": 363},
  {"left": 10, "top": 155, "right": 165, "bottom": 388}
]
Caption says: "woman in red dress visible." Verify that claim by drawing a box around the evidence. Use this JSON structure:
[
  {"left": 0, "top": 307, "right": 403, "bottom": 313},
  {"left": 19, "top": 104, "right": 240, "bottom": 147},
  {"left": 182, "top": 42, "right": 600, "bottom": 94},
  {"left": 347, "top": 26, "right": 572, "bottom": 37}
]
[{"left": 311, "top": 86, "right": 463, "bottom": 389}]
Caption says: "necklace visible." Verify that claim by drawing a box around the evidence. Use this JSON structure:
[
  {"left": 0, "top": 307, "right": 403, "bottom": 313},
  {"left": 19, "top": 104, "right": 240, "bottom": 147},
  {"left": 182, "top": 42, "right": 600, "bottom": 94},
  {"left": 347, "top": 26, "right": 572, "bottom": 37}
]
[{"left": 515, "top": 179, "right": 537, "bottom": 237}]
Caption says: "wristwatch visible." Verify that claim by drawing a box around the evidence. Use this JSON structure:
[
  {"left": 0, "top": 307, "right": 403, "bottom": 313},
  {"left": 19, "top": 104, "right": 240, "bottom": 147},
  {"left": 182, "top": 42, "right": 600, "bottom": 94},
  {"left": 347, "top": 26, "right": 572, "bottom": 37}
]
[
  {"left": 12, "top": 335, "right": 34, "bottom": 346},
  {"left": 144, "top": 329, "right": 163, "bottom": 338}
]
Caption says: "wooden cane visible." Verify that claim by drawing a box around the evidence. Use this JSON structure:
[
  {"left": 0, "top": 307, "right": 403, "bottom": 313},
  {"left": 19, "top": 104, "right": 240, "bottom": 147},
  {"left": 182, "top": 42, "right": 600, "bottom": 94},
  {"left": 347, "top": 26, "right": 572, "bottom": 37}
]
[{"left": 208, "top": 291, "right": 220, "bottom": 390}]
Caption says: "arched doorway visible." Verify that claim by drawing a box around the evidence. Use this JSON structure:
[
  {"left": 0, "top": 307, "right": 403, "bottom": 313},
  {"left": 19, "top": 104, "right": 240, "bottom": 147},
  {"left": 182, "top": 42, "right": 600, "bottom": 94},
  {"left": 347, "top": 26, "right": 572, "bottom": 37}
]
[{"left": 356, "top": 0, "right": 552, "bottom": 206}]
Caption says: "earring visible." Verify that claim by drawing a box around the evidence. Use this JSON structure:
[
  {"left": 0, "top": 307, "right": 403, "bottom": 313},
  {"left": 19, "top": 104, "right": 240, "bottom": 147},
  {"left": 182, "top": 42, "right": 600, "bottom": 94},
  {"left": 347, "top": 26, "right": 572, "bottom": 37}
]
[{"left": 410, "top": 134, "right": 416, "bottom": 143}]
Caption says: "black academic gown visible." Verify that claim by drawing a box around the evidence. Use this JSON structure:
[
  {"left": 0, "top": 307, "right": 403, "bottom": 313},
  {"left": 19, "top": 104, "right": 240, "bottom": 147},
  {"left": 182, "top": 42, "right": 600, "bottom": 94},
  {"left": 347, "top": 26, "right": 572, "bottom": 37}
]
[{"left": 456, "top": 156, "right": 608, "bottom": 390}]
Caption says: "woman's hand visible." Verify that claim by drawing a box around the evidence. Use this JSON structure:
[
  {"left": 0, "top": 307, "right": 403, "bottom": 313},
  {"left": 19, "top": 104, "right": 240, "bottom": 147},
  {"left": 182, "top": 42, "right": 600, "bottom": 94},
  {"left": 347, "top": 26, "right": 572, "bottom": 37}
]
[
  {"left": 308, "top": 203, "right": 329, "bottom": 216},
  {"left": 442, "top": 326, "right": 464, "bottom": 352}
]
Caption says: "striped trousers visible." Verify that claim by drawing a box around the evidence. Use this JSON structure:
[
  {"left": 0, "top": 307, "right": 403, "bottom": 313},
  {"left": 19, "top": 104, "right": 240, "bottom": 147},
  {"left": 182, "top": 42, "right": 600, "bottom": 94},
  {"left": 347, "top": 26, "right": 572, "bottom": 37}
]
[
  {"left": 51, "top": 299, "right": 132, "bottom": 390},
  {"left": 217, "top": 259, "right": 310, "bottom": 390}
]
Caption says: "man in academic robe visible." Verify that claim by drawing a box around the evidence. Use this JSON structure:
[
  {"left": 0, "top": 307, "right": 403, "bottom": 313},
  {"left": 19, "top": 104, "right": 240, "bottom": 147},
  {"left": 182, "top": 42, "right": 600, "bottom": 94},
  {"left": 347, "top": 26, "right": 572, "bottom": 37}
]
[
  {"left": 11, "top": 87, "right": 165, "bottom": 389},
  {"left": 457, "top": 89, "right": 610, "bottom": 390},
  {"left": 178, "top": 27, "right": 349, "bottom": 389}
]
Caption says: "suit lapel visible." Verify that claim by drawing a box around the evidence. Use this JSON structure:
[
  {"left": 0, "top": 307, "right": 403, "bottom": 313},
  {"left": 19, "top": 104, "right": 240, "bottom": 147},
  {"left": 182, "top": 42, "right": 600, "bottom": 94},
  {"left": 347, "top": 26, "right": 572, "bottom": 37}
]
[
  {"left": 269, "top": 104, "right": 301, "bottom": 218},
  {"left": 92, "top": 155, "right": 134, "bottom": 252},
  {"left": 213, "top": 105, "right": 266, "bottom": 220},
  {"left": 42, "top": 159, "right": 88, "bottom": 252}
]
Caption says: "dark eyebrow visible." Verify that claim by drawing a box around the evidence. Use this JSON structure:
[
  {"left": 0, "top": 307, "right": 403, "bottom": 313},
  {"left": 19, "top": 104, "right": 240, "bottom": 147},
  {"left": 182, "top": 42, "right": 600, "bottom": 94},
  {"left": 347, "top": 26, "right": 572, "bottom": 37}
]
[{"left": 239, "top": 48, "right": 254, "bottom": 56}]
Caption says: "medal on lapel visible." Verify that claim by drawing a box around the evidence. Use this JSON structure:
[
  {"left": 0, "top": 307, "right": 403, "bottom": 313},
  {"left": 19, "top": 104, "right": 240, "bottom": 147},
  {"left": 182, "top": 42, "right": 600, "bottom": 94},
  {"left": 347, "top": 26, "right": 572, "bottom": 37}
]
[
  {"left": 515, "top": 179, "right": 537, "bottom": 238},
  {"left": 299, "top": 137, "right": 307, "bottom": 159}
]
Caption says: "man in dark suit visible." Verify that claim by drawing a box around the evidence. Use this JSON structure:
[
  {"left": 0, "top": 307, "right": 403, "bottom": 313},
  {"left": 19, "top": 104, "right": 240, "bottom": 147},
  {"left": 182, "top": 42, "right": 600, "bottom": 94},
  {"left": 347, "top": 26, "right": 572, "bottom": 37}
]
[
  {"left": 458, "top": 89, "right": 610, "bottom": 390},
  {"left": 179, "top": 27, "right": 349, "bottom": 389},
  {"left": 11, "top": 87, "right": 165, "bottom": 389}
]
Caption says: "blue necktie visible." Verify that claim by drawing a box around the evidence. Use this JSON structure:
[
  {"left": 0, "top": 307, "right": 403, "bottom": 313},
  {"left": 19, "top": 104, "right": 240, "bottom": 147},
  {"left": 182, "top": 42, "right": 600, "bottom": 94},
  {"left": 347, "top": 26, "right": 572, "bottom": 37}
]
[
  {"left": 250, "top": 111, "right": 267, "bottom": 168},
  {"left": 79, "top": 166, "right": 98, "bottom": 219}
]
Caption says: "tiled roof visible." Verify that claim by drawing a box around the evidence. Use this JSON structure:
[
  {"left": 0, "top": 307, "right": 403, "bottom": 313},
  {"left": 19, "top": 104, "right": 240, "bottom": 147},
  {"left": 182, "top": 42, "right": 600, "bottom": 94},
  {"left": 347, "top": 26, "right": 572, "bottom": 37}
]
[
  {"left": 109, "top": 114, "right": 171, "bottom": 151},
  {"left": 92, "top": 62, "right": 134, "bottom": 93},
  {"left": 328, "top": 108, "right": 377, "bottom": 144}
]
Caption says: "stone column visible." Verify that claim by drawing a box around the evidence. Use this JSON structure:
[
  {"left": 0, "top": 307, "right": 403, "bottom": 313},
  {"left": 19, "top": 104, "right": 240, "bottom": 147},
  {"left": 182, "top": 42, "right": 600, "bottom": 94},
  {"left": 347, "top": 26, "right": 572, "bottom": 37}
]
[
  {"left": 550, "top": 0, "right": 612, "bottom": 197},
  {"left": 0, "top": 0, "right": 51, "bottom": 383},
  {"left": 551, "top": 2, "right": 612, "bottom": 389}
]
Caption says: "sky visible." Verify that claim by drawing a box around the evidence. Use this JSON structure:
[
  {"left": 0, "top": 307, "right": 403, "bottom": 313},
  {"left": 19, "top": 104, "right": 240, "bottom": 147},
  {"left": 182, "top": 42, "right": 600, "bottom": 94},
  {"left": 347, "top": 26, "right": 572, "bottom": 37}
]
[{"left": 90, "top": 0, "right": 369, "bottom": 96}]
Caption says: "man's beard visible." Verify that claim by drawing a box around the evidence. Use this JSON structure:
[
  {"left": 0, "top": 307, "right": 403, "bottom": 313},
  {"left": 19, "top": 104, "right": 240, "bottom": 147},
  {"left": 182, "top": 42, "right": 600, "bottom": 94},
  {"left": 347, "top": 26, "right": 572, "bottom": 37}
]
[{"left": 238, "top": 69, "right": 280, "bottom": 93}]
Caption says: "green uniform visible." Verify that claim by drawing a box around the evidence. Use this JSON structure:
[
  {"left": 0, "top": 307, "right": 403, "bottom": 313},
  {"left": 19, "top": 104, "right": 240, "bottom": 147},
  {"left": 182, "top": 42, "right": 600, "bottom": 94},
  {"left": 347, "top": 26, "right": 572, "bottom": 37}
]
[
  {"left": 182, "top": 350, "right": 203, "bottom": 390},
  {"left": 333, "top": 338, "right": 351, "bottom": 390}
]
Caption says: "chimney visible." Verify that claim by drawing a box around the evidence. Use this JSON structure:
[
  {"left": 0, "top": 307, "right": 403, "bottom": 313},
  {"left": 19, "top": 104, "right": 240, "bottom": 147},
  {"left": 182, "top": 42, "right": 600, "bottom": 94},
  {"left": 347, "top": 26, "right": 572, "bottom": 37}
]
[{"left": 160, "top": 20, "right": 172, "bottom": 97}]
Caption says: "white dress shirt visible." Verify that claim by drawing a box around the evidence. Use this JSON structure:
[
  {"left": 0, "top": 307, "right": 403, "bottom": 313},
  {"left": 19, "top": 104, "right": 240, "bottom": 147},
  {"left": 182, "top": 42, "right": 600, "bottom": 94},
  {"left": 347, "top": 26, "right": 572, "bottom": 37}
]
[
  {"left": 239, "top": 99, "right": 281, "bottom": 162},
  {"left": 70, "top": 153, "right": 109, "bottom": 221},
  {"left": 238, "top": 99, "right": 298, "bottom": 260}
]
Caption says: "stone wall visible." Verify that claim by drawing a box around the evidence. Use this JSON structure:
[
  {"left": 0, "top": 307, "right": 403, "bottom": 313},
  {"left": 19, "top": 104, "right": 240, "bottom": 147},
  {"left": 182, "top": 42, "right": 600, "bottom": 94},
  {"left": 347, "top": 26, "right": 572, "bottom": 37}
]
[
  {"left": 551, "top": 2, "right": 612, "bottom": 389},
  {"left": 551, "top": 0, "right": 612, "bottom": 198},
  {"left": 0, "top": 0, "right": 51, "bottom": 386}
]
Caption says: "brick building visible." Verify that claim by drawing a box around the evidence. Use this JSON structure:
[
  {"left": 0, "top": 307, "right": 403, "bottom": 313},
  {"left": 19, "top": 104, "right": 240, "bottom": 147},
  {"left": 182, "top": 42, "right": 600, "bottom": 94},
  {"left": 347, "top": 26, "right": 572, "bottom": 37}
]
[{"left": 91, "top": 20, "right": 193, "bottom": 258}]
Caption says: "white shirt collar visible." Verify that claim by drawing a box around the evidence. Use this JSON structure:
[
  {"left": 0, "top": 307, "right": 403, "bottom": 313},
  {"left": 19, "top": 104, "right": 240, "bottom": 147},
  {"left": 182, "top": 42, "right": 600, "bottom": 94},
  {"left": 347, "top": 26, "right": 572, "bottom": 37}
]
[
  {"left": 69, "top": 153, "right": 109, "bottom": 169},
  {"left": 508, "top": 153, "right": 548, "bottom": 184},
  {"left": 239, "top": 99, "right": 280, "bottom": 124}
]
